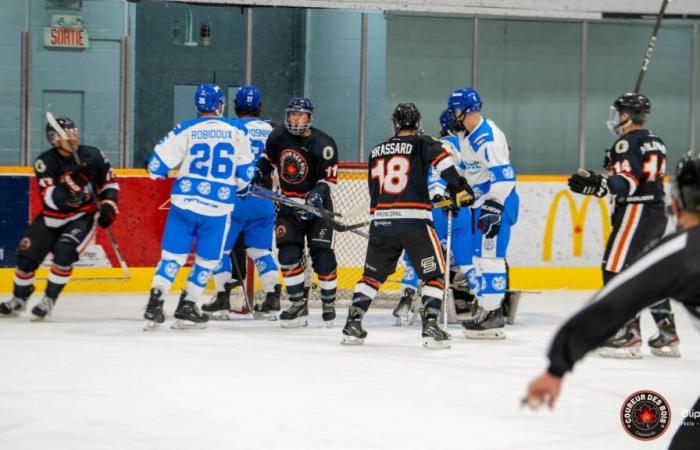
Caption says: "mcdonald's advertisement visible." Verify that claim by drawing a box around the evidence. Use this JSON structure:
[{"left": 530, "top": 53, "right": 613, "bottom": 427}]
[{"left": 0, "top": 170, "right": 644, "bottom": 292}]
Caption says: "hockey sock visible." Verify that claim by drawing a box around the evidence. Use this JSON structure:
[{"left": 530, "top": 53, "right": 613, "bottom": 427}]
[
  {"left": 45, "top": 264, "right": 72, "bottom": 300},
  {"left": 152, "top": 258, "right": 182, "bottom": 292},
  {"left": 351, "top": 277, "right": 380, "bottom": 312},
  {"left": 248, "top": 249, "right": 279, "bottom": 293},
  {"left": 212, "top": 252, "right": 233, "bottom": 292},
  {"left": 650, "top": 299, "right": 673, "bottom": 324},
  {"left": 475, "top": 258, "right": 506, "bottom": 311},
  {"left": 281, "top": 263, "right": 306, "bottom": 301},
  {"left": 318, "top": 271, "right": 337, "bottom": 303},
  {"left": 13, "top": 269, "right": 35, "bottom": 299},
  {"left": 421, "top": 279, "right": 444, "bottom": 319},
  {"left": 185, "top": 263, "right": 213, "bottom": 302}
]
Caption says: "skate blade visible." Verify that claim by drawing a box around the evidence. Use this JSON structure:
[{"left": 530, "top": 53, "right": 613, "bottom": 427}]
[
  {"left": 209, "top": 311, "right": 235, "bottom": 321},
  {"left": 171, "top": 320, "right": 208, "bottom": 330},
  {"left": 29, "top": 314, "right": 49, "bottom": 322},
  {"left": 650, "top": 346, "right": 681, "bottom": 358},
  {"left": 341, "top": 335, "right": 365, "bottom": 345},
  {"left": 598, "top": 346, "right": 642, "bottom": 359},
  {"left": 143, "top": 320, "right": 162, "bottom": 331},
  {"left": 422, "top": 337, "right": 451, "bottom": 350},
  {"left": 323, "top": 319, "right": 335, "bottom": 328},
  {"left": 253, "top": 311, "right": 278, "bottom": 321},
  {"left": 280, "top": 316, "right": 308, "bottom": 328},
  {"left": 463, "top": 329, "right": 505, "bottom": 340},
  {"left": 0, "top": 311, "right": 23, "bottom": 318}
]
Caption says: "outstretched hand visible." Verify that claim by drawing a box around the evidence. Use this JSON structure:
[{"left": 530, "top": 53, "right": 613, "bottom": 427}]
[{"left": 522, "top": 372, "right": 562, "bottom": 410}]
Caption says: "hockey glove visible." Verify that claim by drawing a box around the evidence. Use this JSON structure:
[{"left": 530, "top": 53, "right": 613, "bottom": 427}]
[
  {"left": 97, "top": 200, "right": 118, "bottom": 228},
  {"left": 432, "top": 194, "right": 459, "bottom": 217},
  {"left": 447, "top": 177, "right": 475, "bottom": 208},
  {"left": 568, "top": 169, "right": 608, "bottom": 198},
  {"left": 478, "top": 199, "right": 503, "bottom": 239}
]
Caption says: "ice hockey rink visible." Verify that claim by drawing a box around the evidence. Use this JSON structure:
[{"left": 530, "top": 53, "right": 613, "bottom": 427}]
[{"left": 0, "top": 291, "right": 697, "bottom": 450}]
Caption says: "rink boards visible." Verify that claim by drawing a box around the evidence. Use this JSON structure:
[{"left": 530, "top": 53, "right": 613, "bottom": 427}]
[{"left": 0, "top": 168, "right": 614, "bottom": 292}]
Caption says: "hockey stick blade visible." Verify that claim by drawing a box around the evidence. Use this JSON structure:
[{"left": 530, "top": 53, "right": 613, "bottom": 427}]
[{"left": 46, "top": 111, "right": 69, "bottom": 140}]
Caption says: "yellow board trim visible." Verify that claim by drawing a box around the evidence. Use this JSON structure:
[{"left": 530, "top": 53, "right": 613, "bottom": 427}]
[{"left": 0, "top": 266, "right": 602, "bottom": 293}]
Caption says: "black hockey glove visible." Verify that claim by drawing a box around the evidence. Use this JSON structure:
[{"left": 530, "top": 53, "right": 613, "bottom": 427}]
[
  {"left": 432, "top": 194, "right": 459, "bottom": 217},
  {"left": 568, "top": 169, "right": 608, "bottom": 198},
  {"left": 447, "top": 176, "right": 475, "bottom": 208},
  {"left": 97, "top": 200, "right": 118, "bottom": 228},
  {"left": 478, "top": 199, "right": 503, "bottom": 239}
]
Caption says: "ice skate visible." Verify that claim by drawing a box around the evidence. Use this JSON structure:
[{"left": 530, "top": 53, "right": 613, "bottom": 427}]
[
  {"left": 341, "top": 307, "right": 367, "bottom": 345},
  {"left": 598, "top": 318, "right": 642, "bottom": 359},
  {"left": 0, "top": 296, "right": 28, "bottom": 317},
  {"left": 143, "top": 287, "right": 166, "bottom": 331},
  {"left": 279, "top": 300, "right": 308, "bottom": 328},
  {"left": 171, "top": 292, "right": 209, "bottom": 330},
  {"left": 253, "top": 285, "right": 281, "bottom": 321},
  {"left": 648, "top": 315, "right": 681, "bottom": 358},
  {"left": 454, "top": 295, "right": 477, "bottom": 321},
  {"left": 462, "top": 307, "right": 506, "bottom": 340},
  {"left": 393, "top": 288, "right": 415, "bottom": 326},
  {"left": 203, "top": 281, "right": 242, "bottom": 320},
  {"left": 421, "top": 317, "right": 451, "bottom": 349},
  {"left": 30, "top": 296, "right": 55, "bottom": 321},
  {"left": 321, "top": 301, "right": 336, "bottom": 327},
  {"left": 501, "top": 290, "right": 521, "bottom": 325}
]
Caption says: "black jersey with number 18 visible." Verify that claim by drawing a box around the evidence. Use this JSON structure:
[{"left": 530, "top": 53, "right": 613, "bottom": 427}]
[{"left": 368, "top": 134, "right": 453, "bottom": 230}]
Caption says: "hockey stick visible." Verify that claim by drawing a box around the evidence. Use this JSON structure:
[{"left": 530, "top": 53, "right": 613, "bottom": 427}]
[
  {"left": 46, "top": 112, "right": 131, "bottom": 281},
  {"left": 251, "top": 186, "right": 369, "bottom": 238},
  {"left": 231, "top": 249, "right": 253, "bottom": 316},
  {"left": 634, "top": 0, "right": 672, "bottom": 93},
  {"left": 442, "top": 209, "right": 453, "bottom": 329}
]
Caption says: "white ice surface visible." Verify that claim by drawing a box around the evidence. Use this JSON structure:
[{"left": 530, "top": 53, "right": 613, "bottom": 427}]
[{"left": 0, "top": 291, "right": 697, "bottom": 450}]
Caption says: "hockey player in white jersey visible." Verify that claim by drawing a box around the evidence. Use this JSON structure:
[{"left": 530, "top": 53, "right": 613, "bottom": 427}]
[
  {"left": 203, "top": 85, "right": 282, "bottom": 320},
  {"left": 446, "top": 87, "right": 519, "bottom": 339},
  {"left": 395, "top": 110, "right": 475, "bottom": 325},
  {"left": 143, "top": 84, "right": 254, "bottom": 329}
]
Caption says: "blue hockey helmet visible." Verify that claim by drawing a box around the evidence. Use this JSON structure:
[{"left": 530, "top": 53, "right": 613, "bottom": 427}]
[
  {"left": 234, "top": 85, "right": 262, "bottom": 113},
  {"left": 439, "top": 109, "right": 455, "bottom": 133},
  {"left": 448, "top": 87, "right": 482, "bottom": 119},
  {"left": 194, "top": 83, "right": 225, "bottom": 113},
  {"left": 285, "top": 97, "right": 314, "bottom": 135}
]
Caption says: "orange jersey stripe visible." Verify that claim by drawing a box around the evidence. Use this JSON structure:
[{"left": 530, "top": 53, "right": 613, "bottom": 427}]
[
  {"left": 610, "top": 204, "right": 639, "bottom": 271},
  {"left": 370, "top": 202, "right": 431, "bottom": 212}
]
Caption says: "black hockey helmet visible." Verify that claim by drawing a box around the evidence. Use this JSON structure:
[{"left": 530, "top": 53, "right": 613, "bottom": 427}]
[
  {"left": 45, "top": 116, "right": 77, "bottom": 143},
  {"left": 673, "top": 154, "right": 700, "bottom": 212},
  {"left": 392, "top": 102, "right": 421, "bottom": 134},
  {"left": 285, "top": 97, "right": 314, "bottom": 135},
  {"left": 614, "top": 93, "right": 651, "bottom": 123}
]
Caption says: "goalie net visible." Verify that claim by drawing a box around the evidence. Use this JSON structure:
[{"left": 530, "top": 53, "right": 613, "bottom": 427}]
[{"left": 238, "top": 161, "right": 406, "bottom": 311}]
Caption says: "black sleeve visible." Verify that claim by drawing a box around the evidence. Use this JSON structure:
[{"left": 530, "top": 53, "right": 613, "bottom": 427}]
[
  {"left": 258, "top": 129, "right": 280, "bottom": 176},
  {"left": 547, "top": 232, "right": 689, "bottom": 377},
  {"left": 83, "top": 146, "right": 119, "bottom": 203},
  {"left": 310, "top": 133, "right": 338, "bottom": 189},
  {"left": 34, "top": 153, "right": 80, "bottom": 212}
]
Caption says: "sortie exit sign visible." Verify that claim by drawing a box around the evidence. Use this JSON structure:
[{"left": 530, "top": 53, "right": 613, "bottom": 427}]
[{"left": 43, "top": 15, "right": 89, "bottom": 49}]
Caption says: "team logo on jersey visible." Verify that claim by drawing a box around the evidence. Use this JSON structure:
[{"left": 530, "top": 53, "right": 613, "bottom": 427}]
[
  {"left": 217, "top": 186, "right": 231, "bottom": 201},
  {"left": 280, "top": 149, "right": 309, "bottom": 185},
  {"left": 148, "top": 158, "right": 161, "bottom": 172},
  {"left": 34, "top": 159, "right": 46, "bottom": 173},
  {"left": 620, "top": 390, "right": 671, "bottom": 441},
  {"left": 615, "top": 140, "right": 630, "bottom": 154},
  {"left": 276, "top": 224, "right": 287, "bottom": 238},
  {"left": 179, "top": 179, "right": 192, "bottom": 193},
  {"left": 420, "top": 256, "right": 437, "bottom": 273},
  {"left": 502, "top": 166, "right": 515, "bottom": 180},
  {"left": 489, "top": 171, "right": 497, "bottom": 182},
  {"left": 491, "top": 276, "right": 507, "bottom": 291},
  {"left": 197, "top": 181, "right": 211, "bottom": 195},
  {"left": 19, "top": 238, "right": 31, "bottom": 251},
  {"left": 322, "top": 146, "right": 334, "bottom": 160}
]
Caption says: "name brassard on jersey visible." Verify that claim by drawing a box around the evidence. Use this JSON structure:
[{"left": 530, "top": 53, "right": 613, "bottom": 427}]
[{"left": 371, "top": 142, "right": 414, "bottom": 158}]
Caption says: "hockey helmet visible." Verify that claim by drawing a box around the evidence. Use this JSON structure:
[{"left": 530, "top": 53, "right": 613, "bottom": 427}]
[
  {"left": 234, "top": 85, "right": 262, "bottom": 114},
  {"left": 45, "top": 116, "right": 77, "bottom": 143},
  {"left": 673, "top": 154, "right": 700, "bottom": 212},
  {"left": 448, "top": 87, "right": 482, "bottom": 120},
  {"left": 392, "top": 102, "right": 421, "bottom": 134},
  {"left": 607, "top": 92, "right": 650, "bottom": 134},
  {"left": 285, "top": 97, "right": 314, "bottom": 135},
  {"left": 194, "top": 83, "right": 225, "bottom": 113}
]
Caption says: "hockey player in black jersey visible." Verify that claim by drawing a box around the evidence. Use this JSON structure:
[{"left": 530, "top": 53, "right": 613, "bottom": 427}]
[
  {"left": 568, "top": 93, "right": 679, "bottom": 358},
  {"left": 341, "top": 103, "right": 473, "bottom": 349},
  {"left": 525, "top": 155, "right": 700, "bottom": 449},
  {"left": 256, "top": 97, "right": 339, "bottom": 327},
  {"left": 0, "top": 117, "right": 119, "bottom": 320}
]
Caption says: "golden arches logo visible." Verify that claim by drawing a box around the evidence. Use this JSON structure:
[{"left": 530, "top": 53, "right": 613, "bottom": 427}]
[{"left": 542, "top": 190, "right": 611, "bottom": 262}]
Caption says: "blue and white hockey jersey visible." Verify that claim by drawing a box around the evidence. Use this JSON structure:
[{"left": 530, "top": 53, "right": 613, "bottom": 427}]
[{"left": 147, "top": 117, "right": 254, "bottom": 217}]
